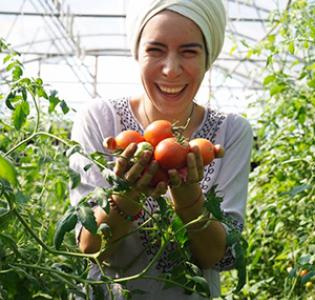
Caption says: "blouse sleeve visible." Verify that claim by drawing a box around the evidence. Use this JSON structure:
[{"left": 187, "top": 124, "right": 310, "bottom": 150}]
[
  {"left": 69, "top": 99, "right": 121, "bottom": 205},
  {"left": 69, "top": 99, "right": 121, "bottom": 242},
  {"left": 212, "top": 114, "right": 253, "bottom": 271}
]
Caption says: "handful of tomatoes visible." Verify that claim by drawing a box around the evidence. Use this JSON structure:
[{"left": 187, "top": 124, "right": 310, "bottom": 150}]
[{"left": 103, "top": 120, "right": 224, "bottom": 186}]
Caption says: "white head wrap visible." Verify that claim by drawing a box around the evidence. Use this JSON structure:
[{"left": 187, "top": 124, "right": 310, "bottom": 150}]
[{"left": 126, "top": 0, "right": 227, "bottom": 70}]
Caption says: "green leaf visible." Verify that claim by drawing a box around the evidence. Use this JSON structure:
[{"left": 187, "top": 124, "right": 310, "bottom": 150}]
[
  {"left": 12, "top": 65, "right": 23, "bottom": 80},
  {"left": 190, "top": 275, "right": 210, "bottom": 294},
  {"left": 288, "top": 41, "right": 295, "bottom": 55},
  {"left": 3, "top": 54, "right": 11, "bottom": 63},
  {"left": 307, "top": 79, "right": 315, "bottom": 88},
  {"left": 6, "top": 61, "right": 16, "bottom": 71},
  {"left": 270, "top": 83, "right": 286, "bottom": 96},
  {"left": 5, "top": 92, "right": 15, "bottom": 110},
  {"left": 60, "top": 100, "right": 70, "bottom": 114},
  {"left": 68, "top": 168, "right": 81, "bottom": 189},
  {"left": 156, "top": 196, "right": 169, "bottom": 215},
  {"left": 12, "top": 101, "right": 28, "bottom": 130},
  {"left": 35, "top": 78, "right": 43, "bottom": 85},
  {"left": 53, "top": 207, "right": 78, "bottom": 249},
  {"left": 77, "top": 206, "right": 97, "bottom": 235},
  {"left": 20, "top": 87, "right": 27, "bottom": 101},
  {"left": 0, "top": 154, "right": 18, "bottom": 187},
  {"left": 90, "top": 151, "right": 108, "bottom": 169},
  {"left": 263, "top": 75, "right": 276, "bottom": 86},
  {"left": 172, "top": 215, "right": 187, "bottom": 245},
  {"left": 55, "top": 181, "right": 66, "bottom": 199},
  {"left": 48, "top": 94, "right": 60, "bottom": 113},
  {"left": 204, "top": 186, "right": 223, "bottom": 220},
  {"left": 15, "top": 191, "right": 28, "bottom": 204},
  {"left": 65, "top": 143, "right": 81, "bottom": 158},
  {"left": 226, "top": 229, "right": 241, "bottom": 246},
  {"left": 37, "top": 86, "right": 48, "bottom": 99},
  {"left": 301, "top": 271, "right": 315, "bottom": 284},
  {"left": 234, "top": 242, "right": 247, "bottom": 292}
]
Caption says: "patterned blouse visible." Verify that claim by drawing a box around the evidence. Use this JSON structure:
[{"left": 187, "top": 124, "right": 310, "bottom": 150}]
[{"left": 70, "top": 97, "right": 253, "bottom": 299}]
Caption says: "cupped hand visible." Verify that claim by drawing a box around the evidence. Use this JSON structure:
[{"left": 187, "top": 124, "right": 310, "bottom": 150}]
[
  {"left": 113, "top": 143, "right": 167, "bottom": 200},
  {"left": 168, "top": 145, "right": 204, "bottom": 204}
]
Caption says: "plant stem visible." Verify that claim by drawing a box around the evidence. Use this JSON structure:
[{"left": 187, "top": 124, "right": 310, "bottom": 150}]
[
  {"left": 29, "top": 90, "right": 40, "bottom": 133},
  {"left": 4, "top": 131, "right": 72, "bottom": 157},
  {"left": 5, "top": 196, "right": 105, "bottom": 261}
]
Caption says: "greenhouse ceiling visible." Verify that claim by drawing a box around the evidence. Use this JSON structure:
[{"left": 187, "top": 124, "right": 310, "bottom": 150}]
[{"left": 0, "top": 0, "right": 290, "bottom": 115}]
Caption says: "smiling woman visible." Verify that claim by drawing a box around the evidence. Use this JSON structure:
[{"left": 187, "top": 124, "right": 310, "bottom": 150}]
[
  {"left": 135, "top": 10, "right": 207, "bottom": 128},
  {"left": 69, "top": 0, "right": 253, "bottom": 299}
]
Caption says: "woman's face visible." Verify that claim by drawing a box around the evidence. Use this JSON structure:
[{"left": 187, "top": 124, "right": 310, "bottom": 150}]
[{"left": 137, "top": 10, "right": 207, "bottom": 116}]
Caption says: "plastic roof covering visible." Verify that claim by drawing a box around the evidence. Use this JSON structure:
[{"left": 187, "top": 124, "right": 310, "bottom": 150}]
[{"left": 0, "top": 0, "right": 289, "bottom": 118}]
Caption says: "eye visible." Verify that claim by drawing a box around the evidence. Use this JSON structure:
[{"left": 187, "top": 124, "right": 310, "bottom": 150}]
[
  {"left": 146, "top": 47, "right": 164, "bottom": 57},
  {"left": 182, "top": 49, "right": 198, "bottom": 58},
  {"left": 147, "top": 47, "right": 162, "bottom": 53}
]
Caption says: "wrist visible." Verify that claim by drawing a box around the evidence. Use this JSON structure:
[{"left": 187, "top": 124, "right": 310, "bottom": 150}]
[
  {"left": 110, "top": 194, "right": 143, "bottom": 222},
  {"left": 173, "top": 190, "right": 204, "bottom": 211}
]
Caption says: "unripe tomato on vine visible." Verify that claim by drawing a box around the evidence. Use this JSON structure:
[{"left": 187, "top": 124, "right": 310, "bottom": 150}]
[{"left": 305, "top": 281, "right": 313, "bottom": 290}]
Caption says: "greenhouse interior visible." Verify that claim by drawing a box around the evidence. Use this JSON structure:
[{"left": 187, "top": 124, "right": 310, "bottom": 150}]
[{"left": 0, "top": 0, "right": 314, "bottom": 299}]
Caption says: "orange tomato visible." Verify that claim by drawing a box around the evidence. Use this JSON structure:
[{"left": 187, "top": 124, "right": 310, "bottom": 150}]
[
  {"left": 189, "top": 138, "right": 215, "bottom": 166},
  {"left": 144, "top": 120, "right": 174, "bottom": 146},
  {"left": 103, "top": 130, "right": 145, "bottom": 151}
]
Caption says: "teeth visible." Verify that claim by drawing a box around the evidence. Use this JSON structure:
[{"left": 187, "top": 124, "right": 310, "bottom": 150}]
[{"left": 159, "top": 86, "right": 183, "bottom": 94}]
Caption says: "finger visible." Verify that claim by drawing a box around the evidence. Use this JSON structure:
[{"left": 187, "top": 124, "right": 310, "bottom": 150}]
[
  {"left": 136, "top": 160, "right": 159, "bottom": 188},
  {"left": 190, "top": 145, "right": 204, "bottom": 180},
  {"left": 114, "top": 143, "right": 137, "bottom": 177},
  {"left": 151, "top": 181, "right": 168, "bottom": 199},
  {"left": 186, "top": 152, "right": 199, "bottom": 184},
  {"left": 125, "top": 150, "right": 152, "bottom": 183},
  {"left": 168, "top": 169, "right": 182, "bottom": 188}
]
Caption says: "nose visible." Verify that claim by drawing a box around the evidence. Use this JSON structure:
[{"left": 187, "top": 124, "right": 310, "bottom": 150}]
[{"left": 162, "top": 53, "right": 182, "bottom": 79}]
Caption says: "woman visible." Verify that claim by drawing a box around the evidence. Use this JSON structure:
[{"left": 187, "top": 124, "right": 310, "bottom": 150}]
[{"left": 70, "top": 0, "right": 253, "bottom": 298}]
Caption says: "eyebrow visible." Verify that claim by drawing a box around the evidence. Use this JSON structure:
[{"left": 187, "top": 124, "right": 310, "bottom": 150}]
[
  {"left": 180, "top": 43, "right": 203, "bottom": 49},
  {"left": 143, "top": 41, "right": 203, "bottom": 49}
]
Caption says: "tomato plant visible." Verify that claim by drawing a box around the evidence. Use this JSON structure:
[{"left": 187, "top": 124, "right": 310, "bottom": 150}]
[
  {"left": 143, "top": 120, "right": 174, "bottom": 146},
  {"left": 154, "top": 137, "right": 189, "bottom": 170}
]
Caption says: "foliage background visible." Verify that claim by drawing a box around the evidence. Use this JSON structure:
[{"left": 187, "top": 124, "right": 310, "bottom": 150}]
[{"left": 0, "top": 0, "right": 314, "bottom": 299}]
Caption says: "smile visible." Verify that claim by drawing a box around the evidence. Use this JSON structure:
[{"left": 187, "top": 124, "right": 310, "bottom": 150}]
[{"left": 158, "top": 85, "right": 186, "bottom": 95}]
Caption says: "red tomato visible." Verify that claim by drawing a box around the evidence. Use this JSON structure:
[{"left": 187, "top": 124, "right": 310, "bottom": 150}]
[
  {"left": 154, "top": 137, "right": 189, "bottom": 170},
  {"left": 114, "top": 130, "right": 144, "bottom": 150},
  {"left": 144, "top": 120, "right": 174, "bottom": 146},
  {"left": 189, "top": 138, "right": 215, "bottom": 166}
]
